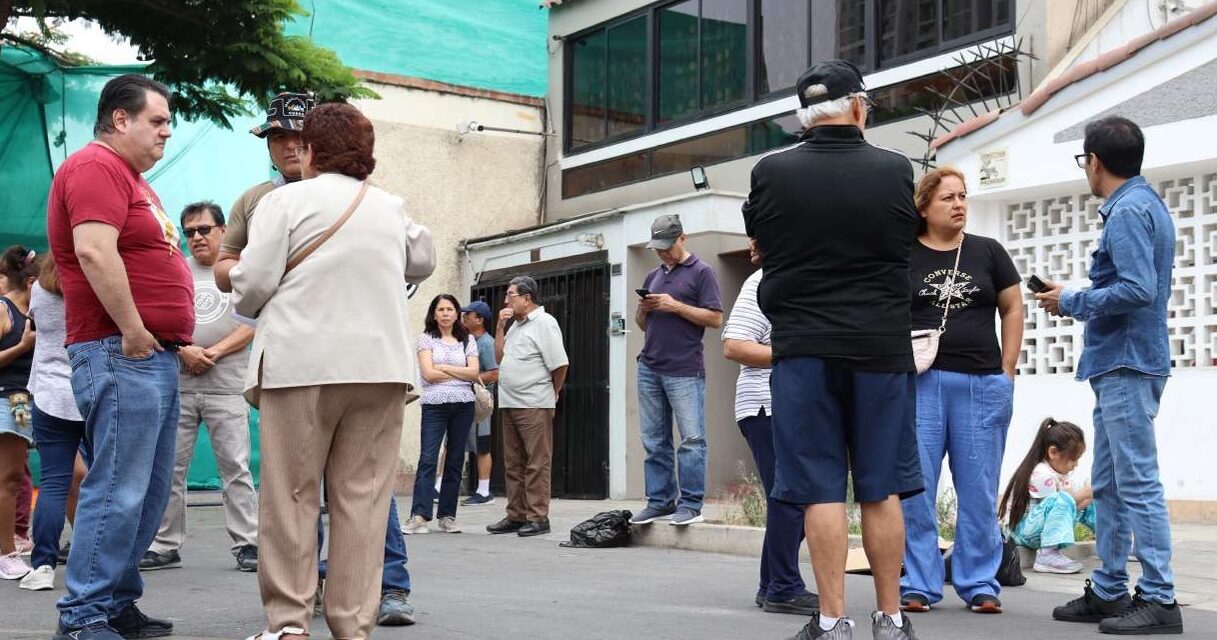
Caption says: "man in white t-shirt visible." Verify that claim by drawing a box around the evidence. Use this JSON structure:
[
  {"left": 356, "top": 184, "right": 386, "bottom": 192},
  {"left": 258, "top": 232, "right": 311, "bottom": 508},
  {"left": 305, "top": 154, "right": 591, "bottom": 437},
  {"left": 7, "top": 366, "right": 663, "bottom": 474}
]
[{"left": 141, "top": 202, "right": 258, "bottom": 572}]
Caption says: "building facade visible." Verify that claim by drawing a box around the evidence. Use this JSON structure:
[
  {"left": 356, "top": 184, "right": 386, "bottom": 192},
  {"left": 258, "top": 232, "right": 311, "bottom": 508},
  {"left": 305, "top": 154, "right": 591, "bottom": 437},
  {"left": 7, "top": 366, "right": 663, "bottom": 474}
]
[{"left": 464, "top": 0, "right": 1217, "bottom": 518}]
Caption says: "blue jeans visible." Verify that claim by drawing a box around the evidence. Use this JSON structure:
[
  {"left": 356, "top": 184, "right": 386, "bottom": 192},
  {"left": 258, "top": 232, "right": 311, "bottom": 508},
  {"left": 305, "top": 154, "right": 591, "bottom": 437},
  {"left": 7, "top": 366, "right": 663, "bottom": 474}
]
[
  {"left": 58, "top": 337, "right": 180, "bottom": 627},
  {"left": 318, "top": 495, "right": 410, "bottom": 592},
  {"left": 738, "top": 409, "right": 806, "bottom": 601},
  {"left": 30, "top": 402, "right": 91, "bottom": 569},
  {"left": 1089, "top": 370, "right": 1174, "bottom": 603},
  {"left": 901, "top": 369, "right": 1012, "bottom": 605},
  {"left": 410, "top": 402, "right": 475, "bottom": 520},
  {"left": 637, "top": 362, "right": 706, "bottom": 511}
]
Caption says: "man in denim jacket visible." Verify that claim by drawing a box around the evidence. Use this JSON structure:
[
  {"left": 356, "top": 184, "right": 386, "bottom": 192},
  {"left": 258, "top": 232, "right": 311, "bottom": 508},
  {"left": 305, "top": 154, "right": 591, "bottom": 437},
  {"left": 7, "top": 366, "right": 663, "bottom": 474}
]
[{"left": 1036, "top": 116, "right": 1181, "bottom": 636}]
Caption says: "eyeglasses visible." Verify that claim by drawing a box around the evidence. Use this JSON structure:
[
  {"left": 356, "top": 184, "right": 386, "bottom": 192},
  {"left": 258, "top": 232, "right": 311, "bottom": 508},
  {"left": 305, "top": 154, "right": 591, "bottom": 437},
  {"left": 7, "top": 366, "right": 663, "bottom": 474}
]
[
  {"left": 854, "top": 93, "right": 876, "bottom": 113},
  {"left": 183, "top": 225, "right": 216, "bottom": 238},
  {"left": 1074, "top": 153, "right": 1091, "bottom": 169}
]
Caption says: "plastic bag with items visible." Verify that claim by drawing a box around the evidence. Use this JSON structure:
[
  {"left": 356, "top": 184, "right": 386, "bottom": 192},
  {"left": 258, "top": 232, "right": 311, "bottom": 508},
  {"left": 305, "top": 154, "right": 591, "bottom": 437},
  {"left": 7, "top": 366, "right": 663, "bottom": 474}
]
[{"left": 559, "top": 510, "right": 633, "bottom": 549}]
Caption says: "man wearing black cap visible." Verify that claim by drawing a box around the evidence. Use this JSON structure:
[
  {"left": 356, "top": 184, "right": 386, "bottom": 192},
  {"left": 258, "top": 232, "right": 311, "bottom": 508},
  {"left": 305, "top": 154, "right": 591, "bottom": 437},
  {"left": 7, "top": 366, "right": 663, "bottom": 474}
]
[
  {"left": 630, "top": 214, "right": 722, "bottom": 528},
  {"left": 743, "top": 60, "right": 922, "bottom": 640},
  {"left": 214, "top": 92, "right": 314, "bottom": 292}
]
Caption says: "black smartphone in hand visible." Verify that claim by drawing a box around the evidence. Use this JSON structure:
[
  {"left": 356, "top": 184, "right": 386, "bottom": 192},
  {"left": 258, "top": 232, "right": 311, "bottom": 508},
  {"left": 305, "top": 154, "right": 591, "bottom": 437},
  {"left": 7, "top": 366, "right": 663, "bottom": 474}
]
[
  {"left": 1027, "top": 275, "right": 1049, "bottom": 294},
  {"left": 635, "top": 288, "right": 651, "bottom": 298}
]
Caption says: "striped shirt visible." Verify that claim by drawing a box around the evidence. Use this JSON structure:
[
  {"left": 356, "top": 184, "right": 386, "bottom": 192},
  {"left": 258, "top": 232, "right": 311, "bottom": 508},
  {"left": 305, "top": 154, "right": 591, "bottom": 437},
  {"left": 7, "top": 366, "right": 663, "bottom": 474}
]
[{"left": 722, "top": 270, "right": 771, "bottom": 422}]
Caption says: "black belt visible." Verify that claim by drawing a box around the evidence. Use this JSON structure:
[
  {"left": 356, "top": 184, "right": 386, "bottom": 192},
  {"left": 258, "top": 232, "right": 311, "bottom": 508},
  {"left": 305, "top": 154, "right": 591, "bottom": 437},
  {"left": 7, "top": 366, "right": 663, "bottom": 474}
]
[{"left": 157, "top": 340, "right": 191, "bottom": 352}]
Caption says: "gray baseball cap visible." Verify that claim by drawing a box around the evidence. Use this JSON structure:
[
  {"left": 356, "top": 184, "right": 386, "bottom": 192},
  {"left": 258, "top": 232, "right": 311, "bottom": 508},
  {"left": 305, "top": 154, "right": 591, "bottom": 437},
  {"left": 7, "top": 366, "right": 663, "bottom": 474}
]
[{"left": 646, "top": 214, "right": 684, "bottom": 250}]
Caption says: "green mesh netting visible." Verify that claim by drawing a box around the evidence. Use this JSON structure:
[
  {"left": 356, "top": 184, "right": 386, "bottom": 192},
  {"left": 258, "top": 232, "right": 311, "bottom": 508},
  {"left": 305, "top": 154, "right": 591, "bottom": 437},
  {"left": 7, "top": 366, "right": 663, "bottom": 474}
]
[{"left": 287, "top": 0, "right": 548, "bottom": 97}]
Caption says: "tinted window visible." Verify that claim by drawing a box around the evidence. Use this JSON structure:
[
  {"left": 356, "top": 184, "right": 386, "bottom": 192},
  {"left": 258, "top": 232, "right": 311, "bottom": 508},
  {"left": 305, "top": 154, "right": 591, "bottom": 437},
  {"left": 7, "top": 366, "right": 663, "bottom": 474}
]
[
  {"left": 569, "top": 30, "right": 607, "bottom": 149},
  {"left": 607, "top": 18, "right": 648, "bottom": 137},
  {"left": 757, "top": 0, "right": 809, "bottom": 95}
]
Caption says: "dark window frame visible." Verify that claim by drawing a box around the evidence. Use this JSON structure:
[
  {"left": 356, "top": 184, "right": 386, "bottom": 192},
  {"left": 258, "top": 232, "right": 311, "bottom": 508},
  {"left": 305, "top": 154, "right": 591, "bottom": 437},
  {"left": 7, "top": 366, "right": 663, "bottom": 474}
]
[{"left": 563, "top": 0, "right": 1013, "bottom": 155}]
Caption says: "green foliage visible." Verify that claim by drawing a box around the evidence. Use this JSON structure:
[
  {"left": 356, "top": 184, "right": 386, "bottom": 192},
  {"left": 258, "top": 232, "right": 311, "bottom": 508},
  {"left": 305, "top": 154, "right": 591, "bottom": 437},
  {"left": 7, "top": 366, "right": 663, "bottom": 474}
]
[{"left": 5, "top": 0, "right": 378, "bottom": 127}]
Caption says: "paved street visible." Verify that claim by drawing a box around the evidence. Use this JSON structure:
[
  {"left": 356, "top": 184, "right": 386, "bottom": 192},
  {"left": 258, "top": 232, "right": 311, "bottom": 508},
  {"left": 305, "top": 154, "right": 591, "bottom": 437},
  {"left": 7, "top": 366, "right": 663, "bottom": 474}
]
[{"left": 2, "top": 502, "right": 1214, "bottom": 639}]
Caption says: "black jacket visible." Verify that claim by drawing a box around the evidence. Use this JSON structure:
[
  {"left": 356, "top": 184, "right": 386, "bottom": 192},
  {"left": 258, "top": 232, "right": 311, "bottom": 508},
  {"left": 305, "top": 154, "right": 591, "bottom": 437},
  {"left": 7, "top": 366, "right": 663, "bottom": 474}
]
[{"left": 742, "top": 125, "right": 918, "bottom": 370}]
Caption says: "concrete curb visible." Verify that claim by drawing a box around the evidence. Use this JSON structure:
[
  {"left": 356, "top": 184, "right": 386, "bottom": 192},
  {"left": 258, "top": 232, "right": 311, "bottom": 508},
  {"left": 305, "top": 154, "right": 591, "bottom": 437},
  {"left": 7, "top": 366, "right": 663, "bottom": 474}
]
[{"left": 630, "top": 520, "right": 1097, "bottom": 569}]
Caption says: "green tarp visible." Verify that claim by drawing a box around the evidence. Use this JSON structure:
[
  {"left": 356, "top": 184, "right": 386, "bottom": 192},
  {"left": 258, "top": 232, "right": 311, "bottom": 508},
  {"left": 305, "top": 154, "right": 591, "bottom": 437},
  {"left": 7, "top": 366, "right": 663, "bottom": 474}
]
[{"left": 287, "top": 0, "right": 548, "bottom": 97}]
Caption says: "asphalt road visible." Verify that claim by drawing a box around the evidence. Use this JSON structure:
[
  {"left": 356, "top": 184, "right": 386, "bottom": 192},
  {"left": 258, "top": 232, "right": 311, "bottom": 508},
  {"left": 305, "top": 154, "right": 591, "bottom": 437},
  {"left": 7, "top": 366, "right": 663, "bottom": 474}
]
[{"left": 2, "top": 505, "right": 1213, "bottom": 639}]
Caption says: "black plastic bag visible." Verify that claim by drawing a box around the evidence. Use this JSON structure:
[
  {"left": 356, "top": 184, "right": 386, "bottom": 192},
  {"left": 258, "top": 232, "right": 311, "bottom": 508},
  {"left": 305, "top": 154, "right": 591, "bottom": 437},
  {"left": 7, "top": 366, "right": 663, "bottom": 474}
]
[
  {"left": 559, "top": 510, "right": 632, "bottom": 548},
  {"left": 942, "top": 536, "right": 1026, "bottom": 587}
]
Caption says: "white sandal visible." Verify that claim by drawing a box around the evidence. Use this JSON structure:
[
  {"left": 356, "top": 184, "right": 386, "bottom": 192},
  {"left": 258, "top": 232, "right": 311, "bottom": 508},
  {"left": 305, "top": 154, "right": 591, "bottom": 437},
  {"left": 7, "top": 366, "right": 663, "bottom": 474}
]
[{"left": 245, "top": 627, "right": 308, "bottom": 640}]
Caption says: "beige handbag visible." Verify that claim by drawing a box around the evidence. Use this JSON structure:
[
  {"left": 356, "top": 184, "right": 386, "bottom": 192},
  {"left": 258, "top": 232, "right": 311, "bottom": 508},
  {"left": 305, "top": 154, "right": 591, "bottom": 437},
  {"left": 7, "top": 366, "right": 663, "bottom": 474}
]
[
  {"left": 910, "top": 234, "right": 964, "bottom": 375},
  {"left": 472, "top": 379, "right": 495, "bottom": 423}
]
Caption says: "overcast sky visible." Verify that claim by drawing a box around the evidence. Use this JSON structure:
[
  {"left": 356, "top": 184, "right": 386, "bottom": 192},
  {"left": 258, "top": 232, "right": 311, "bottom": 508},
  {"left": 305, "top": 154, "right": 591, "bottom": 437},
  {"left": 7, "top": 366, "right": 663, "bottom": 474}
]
[{"left": 11, "top": 17, "right": 142, "bottom": 64}]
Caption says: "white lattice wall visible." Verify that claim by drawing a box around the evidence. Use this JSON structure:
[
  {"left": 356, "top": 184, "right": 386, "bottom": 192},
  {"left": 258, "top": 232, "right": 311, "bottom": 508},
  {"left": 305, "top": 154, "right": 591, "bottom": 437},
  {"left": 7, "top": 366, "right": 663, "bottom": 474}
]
[{"left": 1002, "top": 172, "right": 1217, "bottom": 375}]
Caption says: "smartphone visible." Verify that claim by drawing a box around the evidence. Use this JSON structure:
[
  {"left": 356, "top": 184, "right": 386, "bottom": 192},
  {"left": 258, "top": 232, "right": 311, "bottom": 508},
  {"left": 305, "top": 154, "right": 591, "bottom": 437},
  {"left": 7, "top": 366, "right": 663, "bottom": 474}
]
[
  {"left": 635, "top": 288, "right": 651, "bottom": 298},
  {"left": 1027, "top": 275, "right": 1049, "bottom": 294}
]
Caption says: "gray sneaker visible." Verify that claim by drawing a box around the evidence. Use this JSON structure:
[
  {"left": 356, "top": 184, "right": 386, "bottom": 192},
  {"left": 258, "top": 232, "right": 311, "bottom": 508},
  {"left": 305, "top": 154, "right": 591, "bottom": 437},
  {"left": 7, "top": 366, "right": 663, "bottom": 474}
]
[
  {"left": 376, "top": 588, "right": 416, "bottom": 626},
  {"left": 871, "top": 611, "right": 918, "bottom": 640},
  {"left": 788, "top": 614, "right": 853, "bottom": 639},
  {"left": 669, "top": 508, "right": 704, "bottom": 526},
  {"left": 629, "top": 505, "right": 675, "bottom": 524}
]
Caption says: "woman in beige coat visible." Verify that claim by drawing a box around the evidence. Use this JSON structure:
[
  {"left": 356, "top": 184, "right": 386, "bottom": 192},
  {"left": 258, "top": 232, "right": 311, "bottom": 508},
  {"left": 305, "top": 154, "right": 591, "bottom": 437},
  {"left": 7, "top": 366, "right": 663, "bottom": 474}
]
[{"left": 231, "top": 103, "right": 435, "bottom": 640}]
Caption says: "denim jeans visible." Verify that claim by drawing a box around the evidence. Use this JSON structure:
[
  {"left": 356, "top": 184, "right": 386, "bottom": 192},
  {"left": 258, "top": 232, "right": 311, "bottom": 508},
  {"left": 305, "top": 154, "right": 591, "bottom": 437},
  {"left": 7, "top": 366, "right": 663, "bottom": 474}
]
[
  {"left": 410, "top": 402, "right": 475, "bottom": 520},
  {"left": 901, "top": 369, "right": 1012, "bottom": 605},
  {"left": 1089, "top": 369, "right": 1175, "bottom": 604},
  {"left": 30, "top": 402, "right": 90, "bottom": 569},
  {"left": 637, "top": 361, "right": 706, "bottom": 512},
  {"left": 58, "top": 337, "right": 180, "bottom": 627},
  {"left": 318, "top": 495, "right": 410, "bottom": 592},
  {"left": 738, "top": 409, "right": 806, "bottom": 601}
]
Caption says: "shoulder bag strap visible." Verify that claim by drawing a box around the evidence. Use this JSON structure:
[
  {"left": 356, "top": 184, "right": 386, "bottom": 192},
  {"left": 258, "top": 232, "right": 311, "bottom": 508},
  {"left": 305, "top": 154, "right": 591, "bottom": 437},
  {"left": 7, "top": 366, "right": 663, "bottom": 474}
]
[
  {"left": 937, "top": 233, "right": 965, "bottom": 333},
  {"left": 285, "top": 181, "right": 370, "bottom": 274}
]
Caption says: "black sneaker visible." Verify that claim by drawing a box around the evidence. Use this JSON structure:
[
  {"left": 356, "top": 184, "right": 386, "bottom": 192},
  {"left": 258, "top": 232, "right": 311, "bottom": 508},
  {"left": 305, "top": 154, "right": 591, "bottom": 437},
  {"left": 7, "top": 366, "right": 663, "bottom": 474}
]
[
  {"left": 1053, "top": 579, "right": 1132, "bottom": 623},
  {"left": 900, "top": 593, "right": 931, "bottom": 613},
  {"left": 517, "top": 519, "right": 551, "bottom": 537},
  {"left": 376, "top": 588, "right": 416, "bottom": 626},
  {"left": 764, "top": 591, "right": 820, "bottom": 616},
  {"left": 461, "top": 493, "right": 495, "bottom": 506},
  {"left": 486, "top": 517, "right": 527, "bottom": 534},
  {"left": 235, "top": 545, "right": 258, "bottom": 572},
  {"left": 58, "top": 542, "right": 71, "bottom": 564},
  {"left": 755, "top": 591, "right": 764, "bottom": 608},
  {"left": 53, "top": 621, "right": 124, "bottom": 640},
  {"left": 109, "top": 605, "right": 173, "bottom": 639},
  {"left": 1097, "top": 590, "right": 1183, "bottom": 635},
  {"left": 137, "top": 550, "right": 180, "bottom": 572},
  {"left": 970, "top": 593, "right": 1002, "bottom": 614}
]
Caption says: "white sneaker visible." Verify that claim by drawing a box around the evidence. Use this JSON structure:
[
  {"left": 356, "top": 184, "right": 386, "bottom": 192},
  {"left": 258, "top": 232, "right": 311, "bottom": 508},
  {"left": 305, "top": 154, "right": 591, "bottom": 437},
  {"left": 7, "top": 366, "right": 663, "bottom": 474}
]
[
  {"left": 437, "top": 517, "right": 462, "bottom": 533},
  {"left": 401, "top": 515, "right": 430, "bottom": 535},
  {"left": 19, "top": 564, "right": 54, "bottom": 590},
  {"left": 0, "top": 551, "right": 31, "bottom": 579},
  {"left": 1033, "top": 547, "right": 1082, "bottom": 574}
]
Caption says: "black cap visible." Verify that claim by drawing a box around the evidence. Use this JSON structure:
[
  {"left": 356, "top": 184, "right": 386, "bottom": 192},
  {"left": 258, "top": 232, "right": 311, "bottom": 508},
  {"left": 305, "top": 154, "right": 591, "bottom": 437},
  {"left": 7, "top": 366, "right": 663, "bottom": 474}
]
[
  {"left": 250, "top": 92, "right": 316, "bottom": 138},
  {"left": 795, "top": 60, "right": 866, "bottom": 108}
]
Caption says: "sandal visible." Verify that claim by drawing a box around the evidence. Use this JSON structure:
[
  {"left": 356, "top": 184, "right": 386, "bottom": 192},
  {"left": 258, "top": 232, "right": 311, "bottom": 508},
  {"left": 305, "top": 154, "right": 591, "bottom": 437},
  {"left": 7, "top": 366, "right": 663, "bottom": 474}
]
[{"left": 245, "top": 627, "right": 308, "bottom": 640}]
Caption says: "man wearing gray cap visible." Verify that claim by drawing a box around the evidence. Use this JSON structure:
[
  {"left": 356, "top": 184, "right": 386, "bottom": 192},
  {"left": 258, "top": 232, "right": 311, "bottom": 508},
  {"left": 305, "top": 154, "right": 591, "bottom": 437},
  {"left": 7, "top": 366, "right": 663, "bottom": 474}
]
[
  {"left": 630, "top": 214, "right": 722, "bottom": 527},
  {"left": 743, "top": 60, "right": 921, "bottom": 640},
  {"left": 486, "top": 276, "right": 568, "bottom": 537}
]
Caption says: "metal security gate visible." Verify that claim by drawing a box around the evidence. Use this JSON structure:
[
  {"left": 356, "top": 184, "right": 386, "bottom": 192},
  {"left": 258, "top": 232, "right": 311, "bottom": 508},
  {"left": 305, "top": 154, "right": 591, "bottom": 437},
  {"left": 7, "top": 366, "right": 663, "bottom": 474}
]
[{"left": 471, "top": 259, "right": 610, "bottom": 499}]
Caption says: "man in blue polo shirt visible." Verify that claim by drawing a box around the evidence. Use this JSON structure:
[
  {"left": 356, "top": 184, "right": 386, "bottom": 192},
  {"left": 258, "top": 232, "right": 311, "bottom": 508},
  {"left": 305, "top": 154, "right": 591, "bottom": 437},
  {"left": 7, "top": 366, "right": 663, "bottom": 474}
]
[{"left": 630, "top": 214, "right": 722, "bottom": 527}]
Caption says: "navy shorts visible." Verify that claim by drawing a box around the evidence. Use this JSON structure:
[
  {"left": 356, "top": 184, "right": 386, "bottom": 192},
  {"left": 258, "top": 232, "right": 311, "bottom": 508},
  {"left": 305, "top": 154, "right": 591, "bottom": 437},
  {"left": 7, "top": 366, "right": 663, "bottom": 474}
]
[{"left": 770, "top": 356, "right": 923, "bottom": 505}]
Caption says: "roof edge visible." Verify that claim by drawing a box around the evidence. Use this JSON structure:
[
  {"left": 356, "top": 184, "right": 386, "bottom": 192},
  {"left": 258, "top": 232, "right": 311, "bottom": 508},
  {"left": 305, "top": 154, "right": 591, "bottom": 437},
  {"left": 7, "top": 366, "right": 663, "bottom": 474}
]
[{"left": 352, "top": 70, "right": 544, "bottom": 108}]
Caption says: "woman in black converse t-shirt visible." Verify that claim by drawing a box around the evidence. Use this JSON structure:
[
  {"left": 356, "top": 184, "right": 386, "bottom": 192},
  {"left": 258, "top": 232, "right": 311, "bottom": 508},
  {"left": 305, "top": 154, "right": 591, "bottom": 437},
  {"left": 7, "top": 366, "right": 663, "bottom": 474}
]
[{"left": 899, "top": 167, "right": 1024, "bottom": 616}]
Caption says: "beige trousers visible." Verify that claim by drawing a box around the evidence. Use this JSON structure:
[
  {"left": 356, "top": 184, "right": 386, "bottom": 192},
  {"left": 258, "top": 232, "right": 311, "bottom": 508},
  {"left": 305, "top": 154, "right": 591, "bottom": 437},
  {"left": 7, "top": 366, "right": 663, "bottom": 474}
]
[
  {"left": 257, "top": 383, "right": 408, "bottom": 640},
  {"left": 152, "top": 392, "right": 258, "bottom": 554}
]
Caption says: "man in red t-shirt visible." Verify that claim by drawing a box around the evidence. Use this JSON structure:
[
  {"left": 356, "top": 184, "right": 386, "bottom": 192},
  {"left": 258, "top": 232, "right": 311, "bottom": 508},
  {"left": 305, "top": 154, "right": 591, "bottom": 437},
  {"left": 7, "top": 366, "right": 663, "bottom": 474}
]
[{"left": 46, "top": 74, "right": 193, "bottom": 640}]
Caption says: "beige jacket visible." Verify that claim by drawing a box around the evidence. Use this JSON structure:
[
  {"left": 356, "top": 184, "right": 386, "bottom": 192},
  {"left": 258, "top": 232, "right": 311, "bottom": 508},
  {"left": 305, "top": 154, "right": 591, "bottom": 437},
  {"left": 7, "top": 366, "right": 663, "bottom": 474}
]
[{"left": 230, "top": 173, "right": 435, "bottom": 404}]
